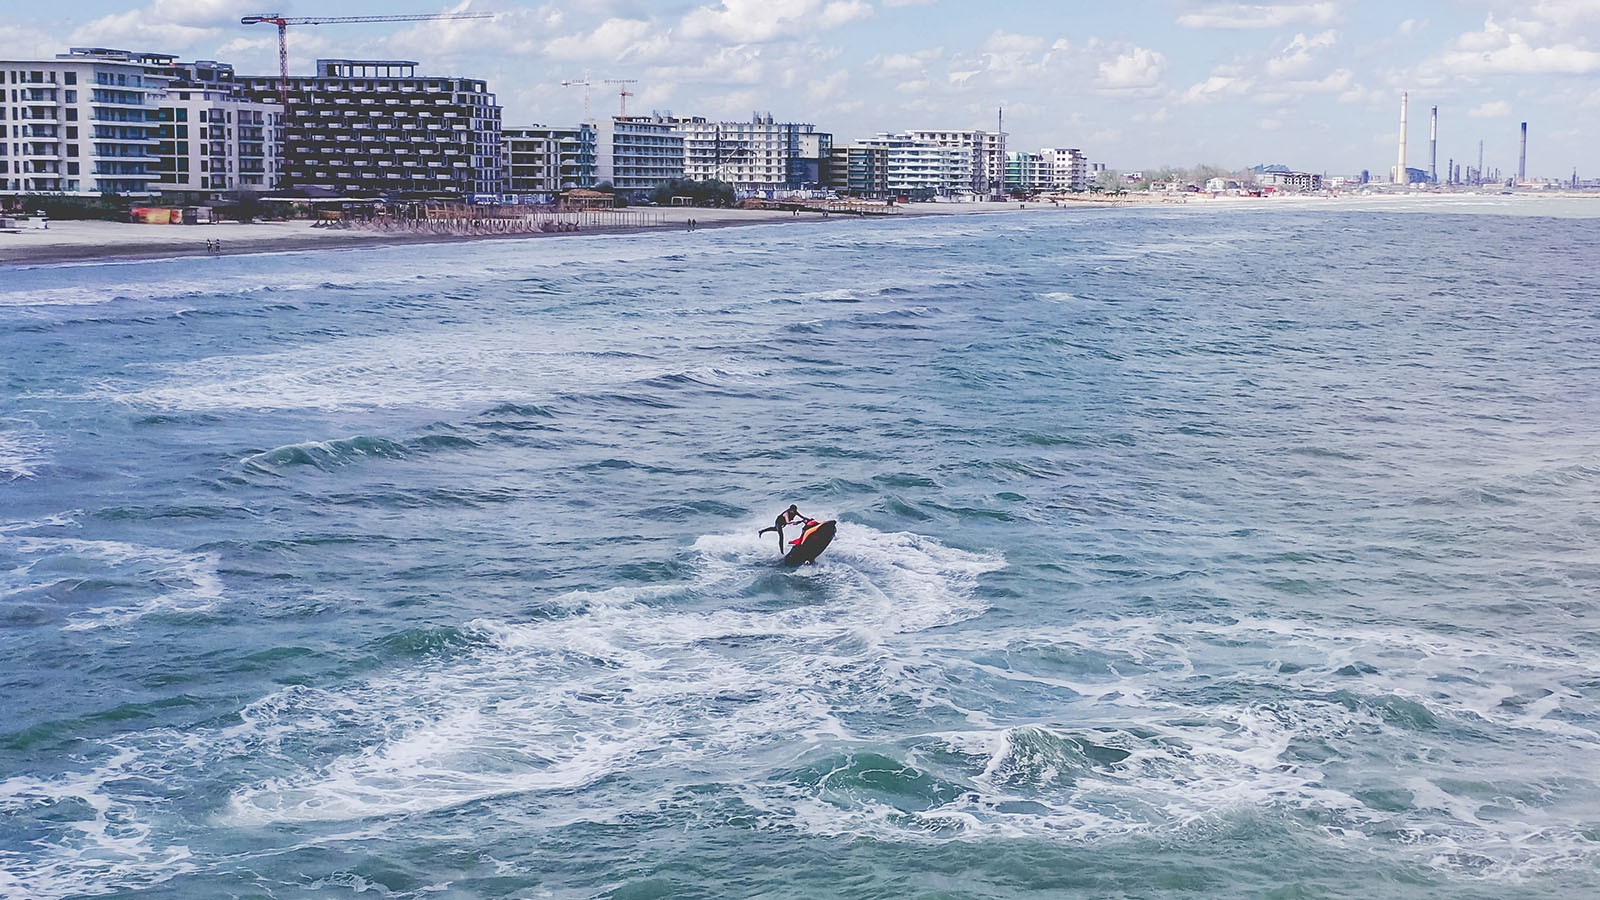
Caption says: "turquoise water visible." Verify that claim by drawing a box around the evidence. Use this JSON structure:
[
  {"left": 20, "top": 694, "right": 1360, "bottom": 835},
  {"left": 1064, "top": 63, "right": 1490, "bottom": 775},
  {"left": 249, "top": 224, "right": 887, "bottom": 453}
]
[{"left": 3, "top": 201, "right": 1599, "bottom": 898}]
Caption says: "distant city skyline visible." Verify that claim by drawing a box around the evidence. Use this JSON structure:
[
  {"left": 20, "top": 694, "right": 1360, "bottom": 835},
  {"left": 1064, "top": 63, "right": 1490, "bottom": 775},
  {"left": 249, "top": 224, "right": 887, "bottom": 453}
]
[{"left": 9, "top": 1, "right": 1599, "bottom": 180}]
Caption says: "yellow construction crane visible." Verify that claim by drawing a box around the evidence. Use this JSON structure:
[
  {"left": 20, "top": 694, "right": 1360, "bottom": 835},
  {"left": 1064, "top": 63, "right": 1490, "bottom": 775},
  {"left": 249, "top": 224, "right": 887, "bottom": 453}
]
[
  {"left": 604, "top": 78, "right": 638, "bottom": 117},
  {"left": 242, "top": 11, "right": 495, "bottom": 106}
]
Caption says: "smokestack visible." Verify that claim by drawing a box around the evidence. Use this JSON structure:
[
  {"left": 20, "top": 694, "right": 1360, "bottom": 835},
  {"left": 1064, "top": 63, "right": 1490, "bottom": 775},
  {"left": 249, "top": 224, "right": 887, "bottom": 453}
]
[
  {"left": 1519, "top": 121, "right": 1527, "bottom": 183},
  {"left": 1396, "top": 92, "right": 1409, "bottom": 185},
  {"left": 1430, "top": 106, "right": 1438, "bottom": 184}
]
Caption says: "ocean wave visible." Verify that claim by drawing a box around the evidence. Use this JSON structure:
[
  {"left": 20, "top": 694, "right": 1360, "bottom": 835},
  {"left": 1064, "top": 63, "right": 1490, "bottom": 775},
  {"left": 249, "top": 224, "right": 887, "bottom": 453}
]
[
  {"left": 210, "top": 523, "right": 1000, "bottom": 826},
  {"left": 2, "top": 536, "right": 224, "bottom": 632},
  {"left": 0, "top": 428, "right": 49, "bottom": 483}
]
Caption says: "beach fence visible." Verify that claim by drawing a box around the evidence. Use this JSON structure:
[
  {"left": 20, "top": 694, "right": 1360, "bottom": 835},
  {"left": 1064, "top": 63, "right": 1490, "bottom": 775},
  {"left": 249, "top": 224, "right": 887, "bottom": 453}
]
[
  {"left": 742, "top": 198, "right": 900, "bottom": 216},
  {"left": 351, "top": 202, "right": 666, "bottom": 236}
]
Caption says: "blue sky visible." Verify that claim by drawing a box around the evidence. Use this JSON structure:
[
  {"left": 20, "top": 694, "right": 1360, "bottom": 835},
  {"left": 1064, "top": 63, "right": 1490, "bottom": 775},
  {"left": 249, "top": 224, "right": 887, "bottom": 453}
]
[{"left": 9, "top": 1, "right": 1600, "bottom": 178}]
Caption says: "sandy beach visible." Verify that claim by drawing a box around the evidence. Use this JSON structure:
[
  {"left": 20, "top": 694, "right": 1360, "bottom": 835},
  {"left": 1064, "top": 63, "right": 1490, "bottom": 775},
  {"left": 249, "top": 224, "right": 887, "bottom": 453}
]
[
  {"left": 5, "top": 191, "right": 1593, "bottom": 267},
  {"left": 0, "top": 200, "right": 1130, "bottom": 267}
]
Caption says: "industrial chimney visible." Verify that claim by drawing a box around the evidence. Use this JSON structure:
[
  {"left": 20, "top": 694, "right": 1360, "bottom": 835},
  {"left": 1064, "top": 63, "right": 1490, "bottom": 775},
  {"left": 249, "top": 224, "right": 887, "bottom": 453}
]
[
  {"left": 1429, "top": 106, "right": 1438, "bottom": 184},
  {"left": 1519, "top": 122, "right": 1528, "bottom": 183},
  {"left": 1396, "top": 92, "right": 1409, "bottom": 185}
]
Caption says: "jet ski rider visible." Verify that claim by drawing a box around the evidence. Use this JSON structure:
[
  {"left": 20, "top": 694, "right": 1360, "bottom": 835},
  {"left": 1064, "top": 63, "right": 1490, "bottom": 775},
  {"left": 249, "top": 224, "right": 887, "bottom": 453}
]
[{"left": 758, "top": 504, "right": 811, "bottom": 552}]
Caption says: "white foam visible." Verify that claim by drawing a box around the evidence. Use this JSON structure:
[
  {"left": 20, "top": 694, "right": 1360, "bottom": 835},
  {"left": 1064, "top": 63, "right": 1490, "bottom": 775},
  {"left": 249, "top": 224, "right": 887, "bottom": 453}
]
[
  {"left": 2, "top": 536, "right": 224, "bottom": 631},
  {"left": 0, "top": 747, "right": 197, "bottom": 900},
  {"left": 859, "top": 611, "right": 1600, "bottom": 876},
  {"left": 0, "top": 427, "right": 48, "bottom": 482},
  {"left": 220, "top": 523, "right": 1001, "bottom": 825}
]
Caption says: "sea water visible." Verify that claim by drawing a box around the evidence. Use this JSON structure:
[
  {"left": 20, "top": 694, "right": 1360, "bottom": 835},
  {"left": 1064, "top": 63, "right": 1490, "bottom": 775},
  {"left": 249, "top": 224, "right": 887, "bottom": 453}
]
[{"left": 2, "top": 197, "right": 1599, "bottom": 899}]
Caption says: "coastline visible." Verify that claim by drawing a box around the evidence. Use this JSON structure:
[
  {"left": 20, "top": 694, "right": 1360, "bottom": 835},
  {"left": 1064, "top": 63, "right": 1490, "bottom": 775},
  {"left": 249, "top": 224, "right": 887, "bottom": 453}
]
[
  {"left": 0, "top": 200, "right": 1133, "bottom": 267},
  {"left": 4, "top": 192, "right": 1596, "bottom": 267}
]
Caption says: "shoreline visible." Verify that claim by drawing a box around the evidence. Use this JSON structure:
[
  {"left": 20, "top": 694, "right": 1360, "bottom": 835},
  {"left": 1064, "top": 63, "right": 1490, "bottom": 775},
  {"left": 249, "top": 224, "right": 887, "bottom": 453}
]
[
  {"left": 0, "top": 206, "right": 848, "bottom": 267},
  {"left": 5, "top": 192, "right": 1596, "bottom": 268}
]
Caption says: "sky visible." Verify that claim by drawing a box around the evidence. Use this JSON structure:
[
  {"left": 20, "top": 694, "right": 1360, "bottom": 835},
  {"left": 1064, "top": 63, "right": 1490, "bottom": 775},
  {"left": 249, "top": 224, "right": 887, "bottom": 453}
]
[{"left": 8, "top": 1, "right": 1600, "bottom": 179}]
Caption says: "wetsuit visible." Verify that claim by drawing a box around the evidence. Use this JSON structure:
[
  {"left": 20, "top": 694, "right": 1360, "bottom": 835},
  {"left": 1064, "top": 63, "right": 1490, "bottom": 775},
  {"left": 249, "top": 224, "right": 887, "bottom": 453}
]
[{"left": 758, "top": 507, "right": 807, "bottom": 552}]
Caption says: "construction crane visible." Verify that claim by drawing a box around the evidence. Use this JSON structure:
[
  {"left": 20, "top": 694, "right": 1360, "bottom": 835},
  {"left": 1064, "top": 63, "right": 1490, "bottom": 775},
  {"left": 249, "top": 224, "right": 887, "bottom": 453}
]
[
  {"left": 560, "top": 73, "right": 594, "bottom": 121},
  {"left": 242, "top": 11, "right": 495, "bottom": 106},
  {"left": 603, "top": 78, "right": 638, "bottom": 117}
]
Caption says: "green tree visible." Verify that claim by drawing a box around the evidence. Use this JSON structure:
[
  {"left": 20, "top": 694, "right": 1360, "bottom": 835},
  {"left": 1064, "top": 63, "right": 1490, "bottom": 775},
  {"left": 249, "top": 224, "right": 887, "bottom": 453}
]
[{"left": 648, "top": 178, "right": 735, "bottom": 207}]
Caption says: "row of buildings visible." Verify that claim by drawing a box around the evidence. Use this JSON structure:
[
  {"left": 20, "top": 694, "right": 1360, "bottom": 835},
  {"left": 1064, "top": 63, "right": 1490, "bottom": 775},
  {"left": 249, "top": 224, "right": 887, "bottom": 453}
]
[{"left": 3, "top": 48, "right": 1099, "bottom": 204}]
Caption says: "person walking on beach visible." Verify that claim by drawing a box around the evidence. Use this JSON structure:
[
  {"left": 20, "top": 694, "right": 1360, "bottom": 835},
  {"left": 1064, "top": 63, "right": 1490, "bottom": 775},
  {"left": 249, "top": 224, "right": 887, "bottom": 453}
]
[{"left": 758, "top": 504, "right": 810, "bottom": 553}]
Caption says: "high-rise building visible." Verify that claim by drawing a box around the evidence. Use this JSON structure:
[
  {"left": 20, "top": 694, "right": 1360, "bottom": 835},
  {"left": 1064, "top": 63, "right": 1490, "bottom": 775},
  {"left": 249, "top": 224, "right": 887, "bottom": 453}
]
[
  {"left": 147, "top": 58, "right": 282, "bottom": 201},
  {"left": 823, "top": 145, "right": 889, "bottom": 198},
  {"left": 906, "top": 129, "right": 1006, "bottom": 195},
  {"left": 1005, "top": 151, "right": 1049, "bottom": 193},
  {"left": 857, "top": 132, "right": 971, "bottom": 198},
  {"left": 671, "top": 113, "right": 831, "bottom": 196},
  {"left": 503, "top": 124, "right": 596, "bottom": 199},
  {"left": 593, "top": 115, "right": 683, "bottom": 196},
  {"left": 1009, "top": 148, "right": 1088, "bottom": 193},
  {"left": 1, "top": 48, "right": 171, "bottom": 197},
  {"left": 1041, "top": 148, "right": 1087, "bottom": 192},
  {"left": 238, "top": 59, "right": 501, "bottom": 197}
]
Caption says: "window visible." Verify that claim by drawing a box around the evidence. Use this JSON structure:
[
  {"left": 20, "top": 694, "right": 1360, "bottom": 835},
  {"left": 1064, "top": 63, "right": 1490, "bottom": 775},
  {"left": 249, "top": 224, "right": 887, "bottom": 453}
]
[
  {"left": 198, "top": 110, "right": 206, "bottom": 122},
  {"left": 67, "top": 162, "right": 78, "bottom": 174},
  {"left": 66, "top": 109, "right": 76, "bottom": 121},
  {"left": 176, "top": 109, "right": 186, "bottom": 122},
  {"left": 65, "top": 72, "right": 76, "bottom": 85},
  {"left": 67, "top": 126, "right": 77, "bottom": 139},
  {"left": 65, "top": 90, "right": 76, "bottom": 102},
  {"left": 67, "top": 145, "right": 77, "bottom": 157}
]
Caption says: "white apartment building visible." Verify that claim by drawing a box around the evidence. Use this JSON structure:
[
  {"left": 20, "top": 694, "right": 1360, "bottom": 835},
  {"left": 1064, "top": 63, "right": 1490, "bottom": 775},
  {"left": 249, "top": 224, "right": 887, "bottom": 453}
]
[
  {"left": 1006, "top": 147, "right": 1089, "bottom": 193},
  {"left": 594, "top": 115, "right": 684, "bottom": 195},
  {"left": 858, "top": 132, "right": 972, "bottom": 198},
  {"left": 1006, "top": 151, "right": 1049, "bottom": 193},
  {"left": 503, "top": 124, "right": 596, "bottom": 199},
  {"left": 1041, "top": 148, "right": 1088, "bottom": 192},
  {"left": 152, "top": 59, "right": 281, "bottom": 200},
  {"left": 1, "top": 48, "right": 170, "bottom": 197},
  {"left": 672, "top": 113, "right": 830, "bottom": 196},
  {"left": 906, "top": 129, "right": 1007, "bottom": 196}
]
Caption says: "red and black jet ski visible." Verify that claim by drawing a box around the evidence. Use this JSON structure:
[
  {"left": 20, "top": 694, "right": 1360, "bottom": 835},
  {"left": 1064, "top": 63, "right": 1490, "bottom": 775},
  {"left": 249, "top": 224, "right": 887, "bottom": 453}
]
[{"left": 783, "top": 519, "right": 836, "bottom": 566}]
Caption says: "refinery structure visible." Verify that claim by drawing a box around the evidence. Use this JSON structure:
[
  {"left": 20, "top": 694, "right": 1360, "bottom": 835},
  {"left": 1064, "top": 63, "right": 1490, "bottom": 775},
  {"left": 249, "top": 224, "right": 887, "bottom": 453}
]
[{"left": 1388, "top": 90, "right": 1551, "bottom": 190}]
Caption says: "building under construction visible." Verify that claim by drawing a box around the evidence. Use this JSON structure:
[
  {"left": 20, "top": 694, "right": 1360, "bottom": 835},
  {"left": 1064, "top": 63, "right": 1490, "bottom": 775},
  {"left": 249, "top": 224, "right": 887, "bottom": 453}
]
[{"left": 239, "top": 59, "right": 502, "bottom": 197}]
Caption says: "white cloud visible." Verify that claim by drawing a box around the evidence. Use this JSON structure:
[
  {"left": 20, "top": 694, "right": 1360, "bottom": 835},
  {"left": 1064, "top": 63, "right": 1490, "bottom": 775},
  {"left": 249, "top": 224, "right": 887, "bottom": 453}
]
[
  {"left": 1470, "top": 100, "right": 1512, "bottom": 117},
  {"left": 1266, "top": 30, "right": 1338, "bottom": 77},
  {"left": 70, "top": 11, "right": 222, "bottom": 53},
  {"left": 1286, "top": 67, "right": 1353, "bottom": 92},
  {"left": 680, "top": 0, "right": 872, "bottom": 43},
  {"left": 1532, "top": 0, "right": 1600, "bottom": 26},
  {"left": 820, "top": 1, "right": 875, "bottom": 29},
  {"left": 1177, "top": 3, "right": 1342, "bottom": 30},
  {"left": 648, "top": 45, "right": 768, "bottom": 87},
  {"left": 871, "top": 48, "right": 945, "bottom": 75},
  {"left": 544, "top": 18, "right": 659, "bottom": 61},
  {"left": 1184, "top": 73, "right": 1254, "bottom": 102},
  {"left": 1433, "top": 15, "right": 1600, "bottom": 75},
  {"left": 1097, "top": 47, "right": 1166, "bottom": 90}
]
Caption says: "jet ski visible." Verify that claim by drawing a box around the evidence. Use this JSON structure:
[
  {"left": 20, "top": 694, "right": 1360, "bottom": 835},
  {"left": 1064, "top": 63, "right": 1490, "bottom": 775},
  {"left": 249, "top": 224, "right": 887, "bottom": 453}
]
[{"left": 783, "top": 519, "right": 836, "bottom": 566}]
